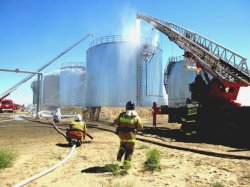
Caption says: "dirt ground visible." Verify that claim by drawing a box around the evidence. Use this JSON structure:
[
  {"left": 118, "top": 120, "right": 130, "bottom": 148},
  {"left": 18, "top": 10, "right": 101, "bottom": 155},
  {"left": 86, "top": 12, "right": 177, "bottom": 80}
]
[{"left": 0, "top": 108, "right": 250, "bottom": 187}]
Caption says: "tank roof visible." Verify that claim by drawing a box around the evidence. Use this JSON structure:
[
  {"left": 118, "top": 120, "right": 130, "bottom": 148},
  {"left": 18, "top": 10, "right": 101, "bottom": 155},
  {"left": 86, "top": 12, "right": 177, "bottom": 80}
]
[{"left": 89, "top": 35, "right": 160, "bottom": 49}]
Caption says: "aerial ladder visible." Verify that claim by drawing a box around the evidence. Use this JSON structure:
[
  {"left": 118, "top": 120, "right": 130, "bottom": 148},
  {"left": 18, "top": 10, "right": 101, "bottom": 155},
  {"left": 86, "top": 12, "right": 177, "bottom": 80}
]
[
  {"left": 137, "top": 14, "right": 250, "bottom": 84},
  {"left": 138, "top": 13, "right": 250, "bottom": 106},
  {"left": 138, "top": 14, "right": 250, "bottom": 138}
]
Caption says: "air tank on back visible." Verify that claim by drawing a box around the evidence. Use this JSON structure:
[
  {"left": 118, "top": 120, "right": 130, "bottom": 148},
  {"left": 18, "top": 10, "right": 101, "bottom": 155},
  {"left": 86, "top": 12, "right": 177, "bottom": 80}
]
[
  {"left": 42, "top": 71, "right": 60, "bottom": 109},
  {"left": 86, "top": 35, "right": 163, "bottom": 107},
  {"left": 60, "top": 64, "right": 85, "bottom": 106}
]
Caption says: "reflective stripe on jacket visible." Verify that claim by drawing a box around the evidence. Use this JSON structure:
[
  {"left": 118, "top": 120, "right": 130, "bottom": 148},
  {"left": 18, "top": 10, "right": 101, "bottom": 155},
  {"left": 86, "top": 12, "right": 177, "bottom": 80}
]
[
  {"left": 181, "top": 105, "right": 197, "bottom": 124},
  {"left": 115, "top": 112, "right": 143, "bottom": 142}
]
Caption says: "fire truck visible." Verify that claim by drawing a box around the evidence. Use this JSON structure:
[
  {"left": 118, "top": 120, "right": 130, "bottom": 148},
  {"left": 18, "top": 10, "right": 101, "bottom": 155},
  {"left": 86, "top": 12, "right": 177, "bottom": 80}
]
[
  {"left": 0, "top": 92, "right": 20, "bottom": 113},
  {"left": 138, "top": 14, "right": 250, "bottom": 140},
  {"left": 0, "top": 99, "right": 16, "bottom": 113}
]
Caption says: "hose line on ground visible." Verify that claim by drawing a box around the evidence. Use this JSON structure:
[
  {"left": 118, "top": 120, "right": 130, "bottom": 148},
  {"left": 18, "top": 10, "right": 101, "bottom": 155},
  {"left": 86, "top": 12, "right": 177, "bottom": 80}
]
[
  {"left": 13, "top": 144, "right": 76, "bottom": 187},
  {"left": 51, "top": 121, "right": 67, "bottom": 139}
]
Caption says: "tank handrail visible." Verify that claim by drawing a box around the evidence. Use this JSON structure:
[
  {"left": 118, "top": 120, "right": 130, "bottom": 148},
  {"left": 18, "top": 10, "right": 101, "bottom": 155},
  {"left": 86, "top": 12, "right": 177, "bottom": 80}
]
[
  {"left": 164, "top": 56, "right": 184, "bottom": 73},
  {"left": 89, "top": 35, "right": 160, "bottom": 48},
  {"left": 60, "top": 62, "right": 85, "bottom": 70},
  {"left": 168, "top": 56, "right": 184, "bottom": 63}
]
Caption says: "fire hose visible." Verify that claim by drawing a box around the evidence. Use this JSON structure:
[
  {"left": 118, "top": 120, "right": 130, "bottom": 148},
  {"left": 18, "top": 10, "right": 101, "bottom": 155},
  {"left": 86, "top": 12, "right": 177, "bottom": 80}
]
[
  {"left": 13, "top": 144, "right": 76, "bottom": 187},
  {"left": 0, "top": 119, "right": 14, "bottom": 123},
  {"left": 51, "top": 121, "right": 95, "bottom": 141},
  {"left": 13, "top": 120, "right": 78, "bottom": 187}
]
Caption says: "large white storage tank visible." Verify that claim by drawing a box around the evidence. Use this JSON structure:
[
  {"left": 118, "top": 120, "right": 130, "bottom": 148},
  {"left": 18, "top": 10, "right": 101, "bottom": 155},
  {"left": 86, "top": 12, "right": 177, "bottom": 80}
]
[
  {"left": 86, "top": 35, "right": 163, "bottom": 107},
  {"left": 164, "top": 57, "right": 197, "bottom": 107},
  {"left": 60, "top": 64, "right": 85, "bottom": 106},
  {"left": 42, "top": 71, "right": 60, "bottom": 108}
]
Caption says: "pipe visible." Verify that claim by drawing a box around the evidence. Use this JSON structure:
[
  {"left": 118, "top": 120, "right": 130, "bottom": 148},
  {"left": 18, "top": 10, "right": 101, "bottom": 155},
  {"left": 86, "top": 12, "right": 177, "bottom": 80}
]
[{"left": 0, "top": 33, "right": 94, "bottom": 98}]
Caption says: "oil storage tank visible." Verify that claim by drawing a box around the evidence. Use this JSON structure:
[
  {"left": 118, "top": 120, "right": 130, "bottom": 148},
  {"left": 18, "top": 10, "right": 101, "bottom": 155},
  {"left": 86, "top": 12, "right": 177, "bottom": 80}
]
[
  {"left": 60, "top": 64, "right": 85, "bottom": 106},
  {"left": 86, "top": 35, "right": 163, "bottom": 107},
  {"left": 42, "top": 71, "right": 60, "bottom": 108},
  {"left": 164, "top": 56, "right": 197, "bottom": 107}
]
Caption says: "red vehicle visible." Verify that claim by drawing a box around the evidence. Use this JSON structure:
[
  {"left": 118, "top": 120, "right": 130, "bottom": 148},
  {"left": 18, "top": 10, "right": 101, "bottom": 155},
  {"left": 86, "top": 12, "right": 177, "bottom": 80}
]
[
  {"left": 0, "top": 99, "right": 16, "bottom": 113},
  {"left": 139, "top": 14, "right": 250, "bottom": 141}
]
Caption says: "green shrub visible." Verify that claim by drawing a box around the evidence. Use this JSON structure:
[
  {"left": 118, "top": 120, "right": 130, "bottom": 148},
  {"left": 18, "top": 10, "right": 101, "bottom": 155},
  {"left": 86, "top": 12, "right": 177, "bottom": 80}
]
[
  {"left": 144, "top": 148, "right": 161, "bottom": 171},
  {"left": 211, "top": 182, "right": 224, "bottom": 187},
  {"left": 243, "top": 172, "right": 250, "bottom": 181},
  {"left": 194, "top": 160, "right": 202, "bottom": 166},
  {"left": 112, "top": 181, "right": 134, "bottom": 187},
  {"left": 104, "top": 164, "right": 127, "bottom": 176},
  {"left": 0, "top": 148, "right": 18, "bottom": 169}
]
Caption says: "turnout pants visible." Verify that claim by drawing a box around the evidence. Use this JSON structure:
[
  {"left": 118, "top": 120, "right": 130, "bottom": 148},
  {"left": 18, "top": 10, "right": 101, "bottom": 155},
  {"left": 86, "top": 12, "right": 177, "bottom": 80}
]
[{"left": 117, "top": 141, "right": 135, "bottom": 164}]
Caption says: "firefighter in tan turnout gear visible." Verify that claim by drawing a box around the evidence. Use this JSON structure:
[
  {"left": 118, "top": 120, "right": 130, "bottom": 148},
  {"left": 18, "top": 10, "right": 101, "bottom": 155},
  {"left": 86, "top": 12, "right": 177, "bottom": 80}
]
[
  {"left": 114, "top": 101, "right": 143, "bottom": 167},
  {"left": 66, "top": 114, "right": 87, "bottom": 145}
]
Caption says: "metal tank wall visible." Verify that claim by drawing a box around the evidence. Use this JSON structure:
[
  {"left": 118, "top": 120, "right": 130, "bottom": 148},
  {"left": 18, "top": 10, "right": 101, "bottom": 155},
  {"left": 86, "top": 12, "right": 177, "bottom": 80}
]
[
  {"left": 59, "top": 65, "right": 85, "bottom": 106},
  {"left": 86, "top": 35, "right": 163, "bottom": 107},
  {"left": 30, "top": 80, "right": 38, "bottom": 105},
  {"left": 164, "top": 57, "right": 197, "bottom": 108},
  {"left": 42, "top": 71, "right": 60, "bottom": 108},
  {"left": 140, "top": 43, "right": 163, "bottom": 106}
]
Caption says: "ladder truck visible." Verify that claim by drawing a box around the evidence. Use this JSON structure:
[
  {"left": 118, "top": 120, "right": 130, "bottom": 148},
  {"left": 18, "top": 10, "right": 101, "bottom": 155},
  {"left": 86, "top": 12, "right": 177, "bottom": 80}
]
[{"left": 138, "top": 13, "right": 250, "bottom": 141}]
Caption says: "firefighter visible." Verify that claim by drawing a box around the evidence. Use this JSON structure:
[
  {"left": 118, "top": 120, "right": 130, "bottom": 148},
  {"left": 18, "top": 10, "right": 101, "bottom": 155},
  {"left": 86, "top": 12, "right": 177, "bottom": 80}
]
[
  {"left": 53, "top": 108, "right": 62, "bottom": 122},
  {"left": 152, "top": 102, "right": 161, "bottom": 129},
  {"left": 114, "top": 101, "right": 143, "bottom": 168},
  {"left": 180, "top": 99, "right": 198, "bottom": 136},
  {"left": 66, "top": 114, "right": 87, "bottom": 144}
]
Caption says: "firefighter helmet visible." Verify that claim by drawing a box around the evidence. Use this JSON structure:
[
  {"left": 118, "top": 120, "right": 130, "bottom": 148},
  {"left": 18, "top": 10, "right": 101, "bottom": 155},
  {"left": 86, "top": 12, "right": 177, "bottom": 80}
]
[
  {"left": 75, "top": 114, "right": 82, "bottom": 121},
  {"left": 126, "top": 101, "right": 135, "bottom": 110}
]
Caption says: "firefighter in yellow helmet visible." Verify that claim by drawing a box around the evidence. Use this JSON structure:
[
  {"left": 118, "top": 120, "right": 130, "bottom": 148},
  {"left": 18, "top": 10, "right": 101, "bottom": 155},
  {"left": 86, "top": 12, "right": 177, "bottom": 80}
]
[
  {"left": 114, "top": 101, "right": 143, "bottom": 167},
  {"left": 66, "top": 114, "right": 87, "bottom": 145}
]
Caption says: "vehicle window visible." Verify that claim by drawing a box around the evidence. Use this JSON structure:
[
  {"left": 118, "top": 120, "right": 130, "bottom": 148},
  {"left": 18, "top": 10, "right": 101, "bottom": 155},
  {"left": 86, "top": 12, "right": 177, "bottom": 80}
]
[{"left": 2, "top": 101, "right": 13, "bottom": 104}]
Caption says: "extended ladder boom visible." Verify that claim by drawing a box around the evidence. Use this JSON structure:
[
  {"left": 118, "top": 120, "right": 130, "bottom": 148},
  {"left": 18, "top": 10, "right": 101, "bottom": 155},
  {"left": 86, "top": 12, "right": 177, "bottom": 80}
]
[{"left": 138, "top": 13, "right": 250, "bottom": 85}]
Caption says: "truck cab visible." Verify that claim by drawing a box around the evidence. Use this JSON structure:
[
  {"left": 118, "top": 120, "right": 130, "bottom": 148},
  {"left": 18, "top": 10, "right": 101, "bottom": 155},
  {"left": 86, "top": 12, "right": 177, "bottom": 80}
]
[{"left": 0, "top": 99, "right": 15, "bottom": 113}]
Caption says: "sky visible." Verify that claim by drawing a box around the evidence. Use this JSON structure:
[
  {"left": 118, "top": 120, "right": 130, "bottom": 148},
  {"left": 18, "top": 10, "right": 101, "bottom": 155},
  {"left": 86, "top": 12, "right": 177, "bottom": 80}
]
[{"left": 0, "top": 0, "right": 250, "bottom": 105}]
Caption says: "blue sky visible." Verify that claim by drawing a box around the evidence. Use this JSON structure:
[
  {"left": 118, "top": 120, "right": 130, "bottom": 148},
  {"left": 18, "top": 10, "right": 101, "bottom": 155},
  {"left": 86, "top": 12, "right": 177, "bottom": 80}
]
[{"left": 0, "top": 0, "right": 250, "bottom": 105}]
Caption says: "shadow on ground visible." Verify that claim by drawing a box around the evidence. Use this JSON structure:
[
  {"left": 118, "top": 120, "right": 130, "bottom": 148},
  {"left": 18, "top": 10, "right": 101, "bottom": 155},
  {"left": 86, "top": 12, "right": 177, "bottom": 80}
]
[
  {"left": 56, "top": 143, "right": 72, "bottom": 148},
  {"left": 81, "top": 164, "right": 128, "bottom": 176},
  {"left": 81, "top": 166, "right": 109, "bottom": 173}
]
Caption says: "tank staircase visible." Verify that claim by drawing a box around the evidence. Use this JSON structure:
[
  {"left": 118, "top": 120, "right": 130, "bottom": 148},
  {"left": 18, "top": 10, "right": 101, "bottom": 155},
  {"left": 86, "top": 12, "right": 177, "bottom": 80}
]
[
  {"left": 136, "top": 45, "right": 143, "bottom": 106},
  {"left": 138, "top": 14, "right": 250, "bottom": 86}
]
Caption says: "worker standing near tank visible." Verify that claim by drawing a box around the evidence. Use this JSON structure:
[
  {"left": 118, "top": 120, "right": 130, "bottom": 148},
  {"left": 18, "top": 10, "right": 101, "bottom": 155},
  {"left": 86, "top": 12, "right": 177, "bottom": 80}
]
[
  {"left": 152, "top": 101, "right": 161, "bottom": 129},
  {"left": 114, "top": 101, "right": 143, "bottom": 168},
  {"left": 53, "top": 108, "right": 62, "bottom": 122},
  {"left": 180, "top": 98, "right": 198, "bottom": 136},
  {"left": 66, "top": 114, "right": 87, "bottom": 145}
]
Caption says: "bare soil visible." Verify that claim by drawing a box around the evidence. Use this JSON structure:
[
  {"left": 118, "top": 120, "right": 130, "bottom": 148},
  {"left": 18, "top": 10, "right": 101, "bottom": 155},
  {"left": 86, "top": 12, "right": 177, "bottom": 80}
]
[{"left": 0, "top": 108, "right": 250, "bottom": 187}]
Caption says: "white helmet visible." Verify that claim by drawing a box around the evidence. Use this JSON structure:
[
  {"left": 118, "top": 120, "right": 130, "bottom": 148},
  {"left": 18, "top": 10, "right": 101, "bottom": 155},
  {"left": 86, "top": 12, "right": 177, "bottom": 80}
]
[{"left": 75, "top": 114, "right": 82, "bottom": 121}]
